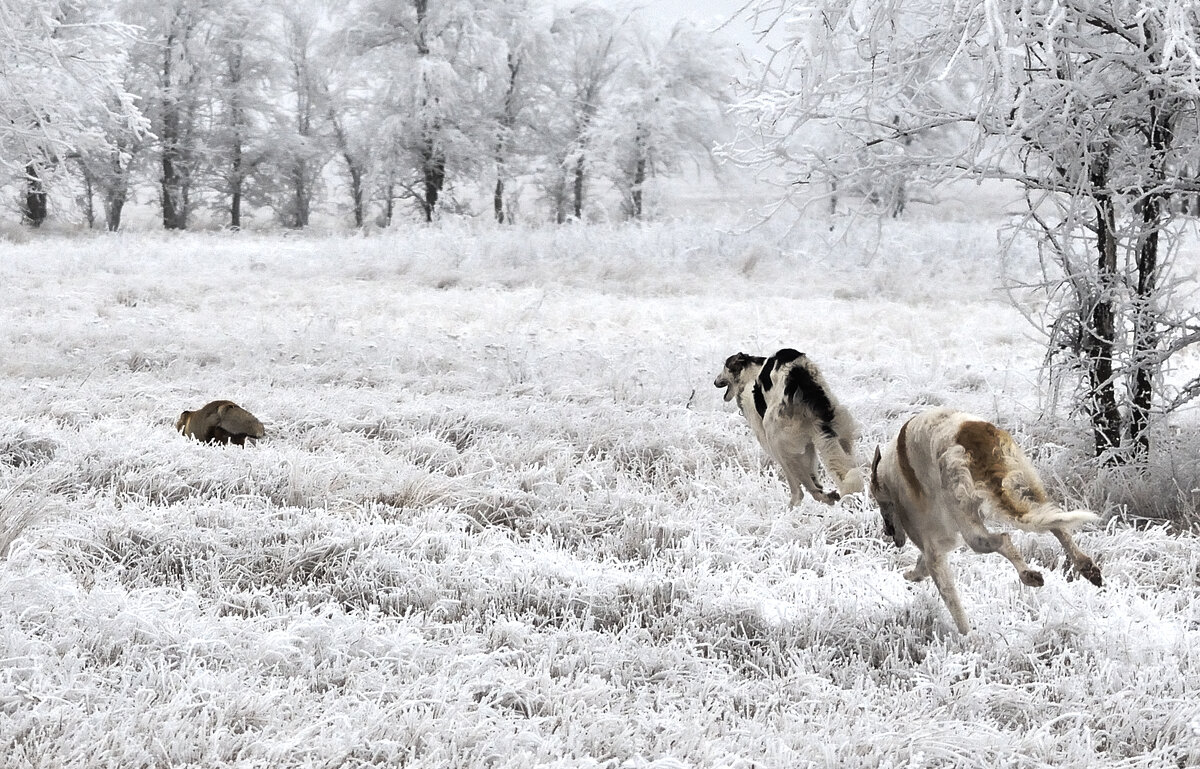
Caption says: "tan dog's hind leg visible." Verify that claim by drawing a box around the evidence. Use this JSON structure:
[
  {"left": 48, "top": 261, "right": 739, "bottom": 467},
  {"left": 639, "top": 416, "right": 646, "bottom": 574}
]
[
  {"left": 1052, "top": 528, "right": 1103, "bottom": 587},
  {"left": 960, "top": 499, "right": 1045, "bottom": 587}
]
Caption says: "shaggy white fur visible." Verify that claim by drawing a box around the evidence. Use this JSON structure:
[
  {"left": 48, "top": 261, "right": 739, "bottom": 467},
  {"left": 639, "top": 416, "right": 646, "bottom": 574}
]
[{"left": 715, "top": 349, "right": 864, "bottom": 506}]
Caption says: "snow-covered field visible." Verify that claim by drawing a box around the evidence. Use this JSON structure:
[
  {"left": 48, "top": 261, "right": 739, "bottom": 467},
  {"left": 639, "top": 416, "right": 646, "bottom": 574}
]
[{"left": 2, "top": 213, "right": 1199, "bottom": 767}]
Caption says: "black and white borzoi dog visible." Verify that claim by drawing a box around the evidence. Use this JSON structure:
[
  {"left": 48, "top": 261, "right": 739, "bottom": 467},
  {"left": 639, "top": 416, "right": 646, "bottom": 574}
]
[
  {"left": 870, "top": 407, "right": 1103, "bottom": 633},
  {"left": 715, "top": 348, "right": 864, "bottom": 506}
]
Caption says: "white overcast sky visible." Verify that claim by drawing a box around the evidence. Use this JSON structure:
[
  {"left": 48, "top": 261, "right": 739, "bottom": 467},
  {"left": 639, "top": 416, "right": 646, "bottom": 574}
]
[
  {"left": 599, "top": 0, "right": 761, "bottom": 51},
  {"left": 637, "top": 0, "right": 746, "bottom": 26}
]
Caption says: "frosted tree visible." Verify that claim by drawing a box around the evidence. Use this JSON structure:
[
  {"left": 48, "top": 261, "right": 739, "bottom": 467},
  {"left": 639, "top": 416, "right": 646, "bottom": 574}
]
[
  {"left": 484, "top": 0, "right": 550, "bottom": 224},
  {"left": 119, "top": 0, "right": 214, "bottom": 230},
  {"left": 319, "top": 4, "right": 391, "bottom": 229},
  {"left": 0, "top": 0, "right": 142, "bottom": 226},
  {"left": 72, "top": 84, "right": 143, "bottom": 231},
  {"left": 731, "top": 0, "right": 1200, "bottom": 462},
  {"left": 356, "top": 0, "right": 495, "bottom": 223},
  {"left": 323, "top": 79, "right": 375, "bottom": 228},
  {"left": 322, "top": 64, "right": 373, "bottom": 227},
  {"left": 207, "top": 0, "right": 276, "bottom": 229},
  {"left": 539, "top": 3, "right": 626, "bottom": 223},
  {"left": 598, "top": 20, "right": 733, "bottom": 220},
  {"left": 265, "top": 0, "right": 334, "bottom": 229}
]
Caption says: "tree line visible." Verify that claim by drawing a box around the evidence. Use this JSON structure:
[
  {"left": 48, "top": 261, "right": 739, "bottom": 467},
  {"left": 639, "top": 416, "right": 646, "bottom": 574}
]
[{"left": 0, "top": 0, "right": 733, "bottom": 230}]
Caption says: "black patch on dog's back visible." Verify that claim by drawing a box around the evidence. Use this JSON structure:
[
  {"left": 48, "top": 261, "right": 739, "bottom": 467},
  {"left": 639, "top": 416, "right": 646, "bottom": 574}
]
[
  {"left": 757, "top": 348, "right": 803, "bottom": 392},
  {"left": 784, "top": 365, "right": 838, "bottom": 438},
  {"left": 758, "top": 357, "right": 776, "bottom": 391},
  {"left": 752, "top": 384, "right": 767, "bottom": 418},
  {"left": 773, "top": 348, "right": 804, "bottom": 365}
]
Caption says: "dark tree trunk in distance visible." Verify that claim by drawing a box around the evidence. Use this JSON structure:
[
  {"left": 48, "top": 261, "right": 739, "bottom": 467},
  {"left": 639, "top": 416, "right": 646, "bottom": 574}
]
[
  {"left": 23, "top": 163, "right": 48, "bottom": 227},
  {"left": 573, "top": 154, "right": 585, "bottom": 220},
  {"left": 420, "top": 139, "right": 445, "bottom": 223},
  {"left": 494, "top": 177, "right": 508, "bottom": 224}
]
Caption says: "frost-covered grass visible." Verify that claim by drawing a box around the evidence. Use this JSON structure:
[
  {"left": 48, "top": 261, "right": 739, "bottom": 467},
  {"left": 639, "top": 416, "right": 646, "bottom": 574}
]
[{"left": 1, "top": 215, "right": 1199, "bottom": 767}]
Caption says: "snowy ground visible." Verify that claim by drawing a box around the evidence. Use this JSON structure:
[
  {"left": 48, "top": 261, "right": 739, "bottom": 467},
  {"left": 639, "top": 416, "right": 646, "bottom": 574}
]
[{"left": 1, "top": 212, "right": 1199, "bottom": 767}]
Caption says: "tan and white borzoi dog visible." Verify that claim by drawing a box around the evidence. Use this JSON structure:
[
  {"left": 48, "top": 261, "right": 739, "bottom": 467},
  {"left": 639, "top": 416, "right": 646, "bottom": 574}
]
[
  {"left": 715, "top": 349, "right": 864, "bottom": 506},
  {"left": 870, "top": 407, "right": 1103, "bottom": 633}
]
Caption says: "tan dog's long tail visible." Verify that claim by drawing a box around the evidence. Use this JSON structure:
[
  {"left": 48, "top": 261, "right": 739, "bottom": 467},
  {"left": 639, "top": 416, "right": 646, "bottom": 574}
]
[{"left": 1019, "top": 502, "right": 1100, "bottom": 531}]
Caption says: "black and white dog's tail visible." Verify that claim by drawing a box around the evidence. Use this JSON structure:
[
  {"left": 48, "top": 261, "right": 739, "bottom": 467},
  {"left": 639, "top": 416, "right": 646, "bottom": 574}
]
[{"left": 759, "top": 349, "right": 864, "bottom": 495}]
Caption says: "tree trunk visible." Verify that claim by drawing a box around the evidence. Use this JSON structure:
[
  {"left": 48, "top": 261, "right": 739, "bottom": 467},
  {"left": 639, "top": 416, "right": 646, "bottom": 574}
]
[
  {"left": 1130, "top": 191, "right": 1162, "bottom": 456},
  {"left": 890, "top": 114, "right": 910, "bottom": 218},
  {"left": 23, "top": 163, "right": 48, "bottom": 227},
  {"left": 105, "top": 195, "right": 125, "bottom": 232},
  {"left": 421, "top": 139, "right": 445, "bottom": 223},
  {"left": 494, "top": 176, "right": 507, "bottom": 224},
  {"left": 554, "top": 182, "right": 567, "bottom": 225},
  {"left": 494, "top": 52, "right": 520, "bottom": 225},
  {"left": 630, "top": 154, "right": 646, "bottom": 220},
  {"left": 231, "top": 185, "right": 242, "bottom": 230},
  {"left": 1129, "top": 96, "right": 1173, "bottom": 456},
  {"left": 160, "top": 36, "right": 186, "bottom": 231},
  {"left": 160, "top": 114, "right": 187, "bottom": 230},
  {"left": 382, "top": 180, "right": 395, "bottom": 227},
  {"left": 349, "top": 166, "right": 365, "bottom": 228},
  {"left": 290, "top": 163, "right": 309, "bottom": 228},
  {"left": 230, "top": 135, "right": 244, "bottom": 230},
  {"left": 339, "top": 146, "right": 365, "bottom": 227},
  {"left": 1086, "top": 151, "right": 1123, "bottom": 460},
  {"left": 891, "top": 178, "right": 906, "bottom": 217},
  {"left": 105, "top": 150, "right": 128, "bottom": 233},
  {"left": 573, "top": 154, "right": 585, "bottom": 220},
  {"left": 329, "top": 109, "right": 366, "bottom": 228},
  {"left": 78, "top": 167, "right": 96, "bottom": 229}
]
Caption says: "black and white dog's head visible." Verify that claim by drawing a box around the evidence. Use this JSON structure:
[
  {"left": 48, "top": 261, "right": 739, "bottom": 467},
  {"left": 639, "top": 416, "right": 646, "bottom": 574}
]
[{"left": 713, "top": 352, "right": 765, "bottom": 402}]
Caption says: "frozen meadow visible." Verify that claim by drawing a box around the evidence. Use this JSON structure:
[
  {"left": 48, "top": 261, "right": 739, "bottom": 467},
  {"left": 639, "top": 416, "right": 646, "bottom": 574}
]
[{"left": 1, "top": 207, "right": 1199, "bottom": 767}]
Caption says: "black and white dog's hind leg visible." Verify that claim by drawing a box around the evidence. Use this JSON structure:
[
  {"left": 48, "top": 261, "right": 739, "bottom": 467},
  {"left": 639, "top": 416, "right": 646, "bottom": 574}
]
[
  {"left": 778, "top": 443, "right": 840, "bottom": 507},
  {"left": 817, "top": 425, "right": 865, "bottom": 496}
]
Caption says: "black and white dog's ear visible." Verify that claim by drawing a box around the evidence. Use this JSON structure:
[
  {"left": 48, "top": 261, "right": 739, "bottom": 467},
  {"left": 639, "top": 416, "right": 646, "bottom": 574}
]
[{"left": 726, "top": 352, "right": 750, "bottom": 372}]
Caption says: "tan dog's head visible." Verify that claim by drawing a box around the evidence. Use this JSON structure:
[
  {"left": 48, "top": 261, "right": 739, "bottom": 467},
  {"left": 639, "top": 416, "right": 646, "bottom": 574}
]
[
  {"left": 870, "top": 446, "right": 906, "bottom": 548},
  {"left": 713, "top": 352, "right": 764, "bottom": 402},
  {"left": 175, "top": 411, "right": 192, "bottom": 433}
]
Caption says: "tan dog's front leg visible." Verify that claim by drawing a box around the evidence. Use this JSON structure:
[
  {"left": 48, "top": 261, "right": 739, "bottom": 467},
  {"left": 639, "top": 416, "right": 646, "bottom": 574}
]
[{"left": 926, "top": 554, "right": 971, "bottom": 634}]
